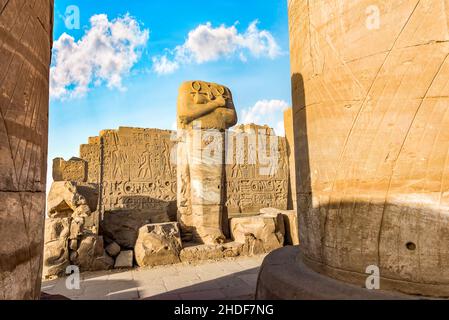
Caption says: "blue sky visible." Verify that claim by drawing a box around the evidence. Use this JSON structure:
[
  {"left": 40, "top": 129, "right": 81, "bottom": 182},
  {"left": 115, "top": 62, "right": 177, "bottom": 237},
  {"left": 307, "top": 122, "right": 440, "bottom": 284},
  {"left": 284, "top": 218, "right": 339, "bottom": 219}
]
[{"left": 49, "top": 0, "right": 292, "bottom": 186}]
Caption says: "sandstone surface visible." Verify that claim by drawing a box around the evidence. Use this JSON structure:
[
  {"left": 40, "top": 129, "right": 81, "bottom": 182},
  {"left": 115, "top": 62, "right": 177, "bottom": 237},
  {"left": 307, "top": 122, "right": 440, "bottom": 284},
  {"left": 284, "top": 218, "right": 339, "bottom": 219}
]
[
  {"left": 177, "top": 81, "right": 237, "bottom": 244},
  {"left": 53, "top": 157, "right": 87, "bottom": 182},
  {"left": 134, "top": 222, "right": 182, "bottom": 267},
  {"left": 0, "top": 0, "right": 54, "bottom": 298},
  {"left": 114, "top": 250, "right": 134, "bottom": 268},
  {"left": 230, "top": 214, "right": 284, "bottom": 253},
  {"left": 105, "top": 242, "right": 121, "bottom": 257},
  {"left": 260, "top": 207, "right": 299, "bottom": 245},
  {"left": 289, "top": 0, "right": 449, "bottom": 296}
]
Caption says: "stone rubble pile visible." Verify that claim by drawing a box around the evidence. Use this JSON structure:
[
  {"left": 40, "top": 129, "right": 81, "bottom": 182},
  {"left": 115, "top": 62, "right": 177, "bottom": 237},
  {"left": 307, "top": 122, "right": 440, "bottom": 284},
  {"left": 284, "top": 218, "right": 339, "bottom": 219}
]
[
  {"left": 44, "top": 181, "right": 112, "bottom": 277},
  {"left": 43, "top": 179, "right": 299, "bottom": 278}
]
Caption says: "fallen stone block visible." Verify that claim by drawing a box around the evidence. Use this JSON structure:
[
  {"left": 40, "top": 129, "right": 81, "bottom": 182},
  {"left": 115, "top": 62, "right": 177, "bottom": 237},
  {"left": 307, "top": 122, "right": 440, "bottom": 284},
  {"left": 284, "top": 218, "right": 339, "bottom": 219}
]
[
  {"left": 222, "top": 241, "right": 244, "bottom": 258},
  {"left": 260, "top": 208, "right": 299, "bottom": 245},
  {"left": 72, "top": 235, "right": 106, "bottom": 272},
  {"left": 44, "top": 218, "right": 71, "bottom": 243},
  {"left": 135, "top": 222, "right": 182, "bottom": 267},
  {"left": 229, "top": 214, "right": 285, "bottom": 253},
  {"left": 115, "top": 250, "right": 134, "bottom": 268},
  {"left": 105, "top": 242, "right": 121, "bottom": 257},
  {"left": 69, "top": 239, "right": 78, "bottom": 251},
  {"left": 43, "top": 239, "right": 70, "bottom": 278},
  {"left": 69, "top": 217, "right": 84, "bottom": 240},
  {"left": 102, "top": 210, "right": 170, "bottom": 249},
  {"left": 47, "top": 181, "right": 98, "bottom": 218},
  {"left": 179, "top": 241, "right": 244, "bottom": 262},
  {"left": 92, "top": 253, "right": 114, "bottom": 271},
  {"left": 180, "top": 243, "right": 224, "bottom": 262},
  {"left": 43, "top": 218, "right": 71, "bottom": 278}
]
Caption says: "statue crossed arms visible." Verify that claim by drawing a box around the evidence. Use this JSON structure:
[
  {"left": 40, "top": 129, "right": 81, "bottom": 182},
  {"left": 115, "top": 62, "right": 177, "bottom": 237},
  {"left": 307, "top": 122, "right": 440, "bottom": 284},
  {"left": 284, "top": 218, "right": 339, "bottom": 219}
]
[{"left": 177, "top": 80, "right": 237, "bottom": 130}]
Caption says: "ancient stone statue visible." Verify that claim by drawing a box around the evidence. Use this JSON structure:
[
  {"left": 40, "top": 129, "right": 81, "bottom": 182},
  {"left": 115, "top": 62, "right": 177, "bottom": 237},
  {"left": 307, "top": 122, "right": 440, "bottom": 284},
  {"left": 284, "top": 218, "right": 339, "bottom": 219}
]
[{"left": 176, "top": 81, "right": 237, "bottom": 244}]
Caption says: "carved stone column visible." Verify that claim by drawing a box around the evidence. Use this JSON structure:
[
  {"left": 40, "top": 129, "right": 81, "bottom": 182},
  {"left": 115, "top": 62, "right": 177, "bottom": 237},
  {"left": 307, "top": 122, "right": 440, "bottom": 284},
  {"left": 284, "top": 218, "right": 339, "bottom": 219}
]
[
  {"left": 289, "top": 0, "right": 449, "bottom": 297},
  {"left": 0, "top": 0, "right": 54, "bottom": 299}
]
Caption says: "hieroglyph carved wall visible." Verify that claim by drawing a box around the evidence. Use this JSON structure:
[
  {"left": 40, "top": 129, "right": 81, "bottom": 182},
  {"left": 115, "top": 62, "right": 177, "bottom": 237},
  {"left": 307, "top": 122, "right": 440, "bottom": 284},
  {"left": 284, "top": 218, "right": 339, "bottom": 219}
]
[
  {"left": 81, "top": 127, "right": 177, "bottom": 218},
  {"left": 225, "top": 124, "right": 289, "bottom": 214},
  {"left": 79, "top": 125, "right": 289, "bottom": 218}
]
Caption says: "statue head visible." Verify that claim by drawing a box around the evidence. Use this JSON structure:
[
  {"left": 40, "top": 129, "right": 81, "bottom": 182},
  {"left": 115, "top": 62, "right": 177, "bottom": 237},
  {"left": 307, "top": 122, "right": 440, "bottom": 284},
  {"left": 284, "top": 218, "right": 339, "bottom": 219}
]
[{"left": 177, "top": 80, "right": 237, "bottom": 130}]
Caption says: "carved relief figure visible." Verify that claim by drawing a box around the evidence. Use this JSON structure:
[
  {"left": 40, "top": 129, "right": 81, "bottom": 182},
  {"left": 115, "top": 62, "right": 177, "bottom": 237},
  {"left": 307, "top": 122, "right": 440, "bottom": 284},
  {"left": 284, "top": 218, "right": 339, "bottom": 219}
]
[
  {"left": 138, "top": 143, "right": 153, "bottom": 179},
  {"left": 111, "top": 148, "right": 127, "bottom": 180}
]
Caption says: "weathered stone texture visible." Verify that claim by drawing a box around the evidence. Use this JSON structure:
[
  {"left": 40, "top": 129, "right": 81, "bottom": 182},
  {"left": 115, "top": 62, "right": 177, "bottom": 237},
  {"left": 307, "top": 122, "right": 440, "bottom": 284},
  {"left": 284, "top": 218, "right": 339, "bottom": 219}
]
[
  {"left": 225, "top": 124, "right": 290, "bottom": 215},
  {"left": 0, "top": 0, "right": 54, "bottom": 299},
  {"left": 114, "top": 250, "right": 134, "bottom": 268},
  {"left": 79, "top": 138, "right": 100, "bottom": 183},
  {"left": 47, "top": 181, "right": 99, "bottom": 218},
  {"left": 289, "top": 0, "right": 449, "bottom": 296},
  {"left": 230, "top": 214, "right": 284, "bottom": 253},
  {"left": 43, "top": 218, "right": 70, "bottom": 277},
  {"left": 283, "top": 108, "right": 297, "bottom": 211},
  {"left": 79, "top": 127, "right": 176, "bottom": 248},
  {"left": 43, "top": 181, "right": 108, "bottom": 277},
  {"left": 52, "top": 157, "right": 87, "bottom": 182},
  {"left": 105, "top": 242, "right": 121, "bottom": 257},
  {"left": 100, "top": 127, "right": 177, "bottom": 215},
  {"left": 134, "top": 222, "right": 182, "bottom": 267},
  {"left": 260, "top": 207, "right": 299, "bottom": 245},
  {"left": 71, "top": 235, "right": 113, "bottom": 272},
  {"left": 177, "top": 81, "right": 237, "bottom": 245},
  {"left": 179, "top": 241, "right": 243, "bottom": 262}
]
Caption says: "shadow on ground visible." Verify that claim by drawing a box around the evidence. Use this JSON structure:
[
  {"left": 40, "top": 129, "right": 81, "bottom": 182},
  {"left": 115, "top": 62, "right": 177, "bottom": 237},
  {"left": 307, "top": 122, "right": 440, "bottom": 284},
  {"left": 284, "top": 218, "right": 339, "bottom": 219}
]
[{"left": 41, "top": 263, "right": 261, "bottom": 300}]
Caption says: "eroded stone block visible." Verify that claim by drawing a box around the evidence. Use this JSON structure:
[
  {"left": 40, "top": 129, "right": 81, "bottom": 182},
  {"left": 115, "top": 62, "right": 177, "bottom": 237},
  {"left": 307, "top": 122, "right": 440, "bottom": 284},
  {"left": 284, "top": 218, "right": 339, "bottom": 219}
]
[
  {"left": 230, "top": 214, "right": 284, "bottom": 253},
  {"left": 72, "top": 235, "right": 108, "bottom": 272},
  {"left": 101, "top": 210, "right": 170, "bottom": 249},
  {"left": 43, "top": 217, "right": 71, "bottom": 277},
  {"left": 47, "top": 181, "right": 98, "bottom": 218},
  {"left": 260, "top": 207, "right": 299, "bottom": 245},
  {"left": 134, "top": 222, "right": 182, "bottom": 267},
  {"left": 105, "top": 242, "right": 121, "bottom": 257},
  {"left": 114, "top": 250, "right": 134, "bottom": 268}
]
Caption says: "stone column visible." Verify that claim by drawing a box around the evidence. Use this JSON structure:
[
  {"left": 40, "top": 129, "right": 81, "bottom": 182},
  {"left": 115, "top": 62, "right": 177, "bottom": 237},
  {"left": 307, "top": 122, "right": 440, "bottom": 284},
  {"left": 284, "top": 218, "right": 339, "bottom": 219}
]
[
  {"left": 290, "top": 0, "right": 449, "bottom": 297},
  {"left": 177, "top": 81, "right": 237, "bottom": 245},
  {"left": 0, "top": 0, "right": 54, "bottom": 299},
  {"left": 283, "top": 108, "right": 297, "bottom": 211}
]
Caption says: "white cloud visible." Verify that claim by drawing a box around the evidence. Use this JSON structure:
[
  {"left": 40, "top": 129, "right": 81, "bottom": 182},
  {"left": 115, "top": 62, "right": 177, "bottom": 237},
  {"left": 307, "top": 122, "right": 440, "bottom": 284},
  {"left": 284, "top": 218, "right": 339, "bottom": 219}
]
[
  {"left": 152, "top": 20, "right": 281, "bottom": 75},
  {"left": 50, "top": 14, "right": 149, "bottom": 100},
  {"left": 240, "top": 99, "right": 290, "bottom": 136},
  {"left": 152, "top": 55, "right": 179, "bottom": 75}
]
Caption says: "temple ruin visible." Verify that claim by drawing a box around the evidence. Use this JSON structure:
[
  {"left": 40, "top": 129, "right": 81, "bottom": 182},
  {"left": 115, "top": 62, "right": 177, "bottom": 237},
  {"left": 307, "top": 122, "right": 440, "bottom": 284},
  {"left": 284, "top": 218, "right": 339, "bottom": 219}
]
[
  {"left": 3, "top": 0, "right": 449, "bottom": 301},
  {"left": 42, "top": 81, "right": 298, "bottom": 278}
]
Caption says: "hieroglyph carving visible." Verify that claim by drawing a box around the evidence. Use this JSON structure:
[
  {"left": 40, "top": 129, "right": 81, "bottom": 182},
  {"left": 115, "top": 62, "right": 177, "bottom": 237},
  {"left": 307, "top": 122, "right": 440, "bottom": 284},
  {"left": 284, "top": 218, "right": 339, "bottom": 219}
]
[{"left": 101, "top": 128, "right": 177, "bottom": 213}]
